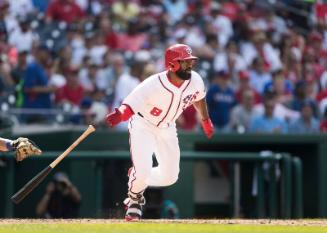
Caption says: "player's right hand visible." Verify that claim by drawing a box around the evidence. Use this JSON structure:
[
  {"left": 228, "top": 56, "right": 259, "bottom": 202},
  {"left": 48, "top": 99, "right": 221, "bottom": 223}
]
[
  {"left": 201, "top": 118, "right": 214, "bottom": 139},
  {"left": 106, "top": 108, "right": 122, "bottom": 127}
]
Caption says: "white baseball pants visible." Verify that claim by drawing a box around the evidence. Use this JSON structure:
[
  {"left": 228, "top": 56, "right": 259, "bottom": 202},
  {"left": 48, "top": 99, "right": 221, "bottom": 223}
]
[{"left": 127, "top": 114, "right": 180, "bottom": 194}]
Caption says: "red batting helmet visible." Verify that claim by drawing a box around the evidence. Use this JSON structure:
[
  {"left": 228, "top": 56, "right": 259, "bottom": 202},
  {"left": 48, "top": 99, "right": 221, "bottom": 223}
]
[{"left": 165, "top": 44, "right": 198, "bottom": 72}]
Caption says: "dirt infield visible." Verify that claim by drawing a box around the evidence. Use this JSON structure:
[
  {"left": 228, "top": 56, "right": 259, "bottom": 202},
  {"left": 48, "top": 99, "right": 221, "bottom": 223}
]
[{"left": 0, "top": 219, "right": 327, "bottom": 226}]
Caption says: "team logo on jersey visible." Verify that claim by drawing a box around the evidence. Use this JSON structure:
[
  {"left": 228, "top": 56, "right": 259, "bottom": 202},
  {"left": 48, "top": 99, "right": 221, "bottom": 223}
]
[{"left": 182, "top": 91, "right": 199, "bottom": 110}]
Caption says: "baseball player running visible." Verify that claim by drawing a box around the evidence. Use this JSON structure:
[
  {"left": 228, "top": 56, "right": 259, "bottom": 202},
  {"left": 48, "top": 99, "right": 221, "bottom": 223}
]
[
  {"left": 106, "top": 44, "right": 214, "bottom": 221},
  {"left": 0, "top": 137, "right": 42, "bottom": 162}
]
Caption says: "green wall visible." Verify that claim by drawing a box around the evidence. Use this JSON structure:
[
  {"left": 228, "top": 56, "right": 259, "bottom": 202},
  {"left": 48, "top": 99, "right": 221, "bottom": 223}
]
[{"left": 1, "top": 129, "right": 327, "bottom": 218}]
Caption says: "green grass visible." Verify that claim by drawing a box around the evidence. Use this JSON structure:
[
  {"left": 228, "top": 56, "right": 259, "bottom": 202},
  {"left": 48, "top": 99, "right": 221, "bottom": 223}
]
[{"left": 0, "top": 223, "right": 326, "bottom": 233}]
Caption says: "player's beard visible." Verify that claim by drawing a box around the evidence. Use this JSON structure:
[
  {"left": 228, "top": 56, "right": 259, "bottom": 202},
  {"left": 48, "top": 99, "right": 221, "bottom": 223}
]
[{"left": 176, "top": 68, "right": 191, "bottom": 80}]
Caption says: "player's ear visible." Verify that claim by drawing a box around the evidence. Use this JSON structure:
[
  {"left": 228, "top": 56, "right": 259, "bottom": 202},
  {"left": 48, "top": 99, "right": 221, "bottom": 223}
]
[
  {"left": 168, "top": 62, "right": 175, "bottom": 71},
  {"left": 169, "top": 61, "right": 180, "bottom": 72}
]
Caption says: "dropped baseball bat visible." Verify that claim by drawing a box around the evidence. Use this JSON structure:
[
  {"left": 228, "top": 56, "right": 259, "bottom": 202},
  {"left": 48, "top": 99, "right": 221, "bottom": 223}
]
[{"left": 11, "top": 125, "right": 96, "bottom": 204}]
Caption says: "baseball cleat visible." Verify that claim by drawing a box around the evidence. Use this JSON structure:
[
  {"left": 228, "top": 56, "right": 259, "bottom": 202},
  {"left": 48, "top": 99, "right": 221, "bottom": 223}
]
[
  {"left": 125, "top": 203, "right": 142, "bottom": 221},
  {"left": 124, "top": 194, "right": 145, "bottom": 221}
]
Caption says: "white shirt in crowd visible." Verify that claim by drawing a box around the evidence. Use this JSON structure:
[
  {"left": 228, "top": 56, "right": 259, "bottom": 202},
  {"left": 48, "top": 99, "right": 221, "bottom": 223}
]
[
  {"left": 212, "top": 14, "right": 233, "bottom": 48},
  {"left": 112, "top": 72, "right": 140, "bottom": 130},
  {"left": 78, "top": 68, "right": 108, "bottom": 92},
  {"left": 213, "top": 52, "right": 247, "bottom": 73},
  {"left": 9, "top": 27, "right": 39, "bottom": 52},
  {"left": 249, "top": 70, "right": 272, "bottom": 94},
  {"left": 113, "top": 73, "right": 140, "bottom": 109},
  {"left": 9, "top": 0, "right": 34, "bottom": 17},
  {"left": 256, "top": 103, "right": 300, "bottom": 122},
  {"left": 240, "top": 42, "right": 282, "bottom": 71}
]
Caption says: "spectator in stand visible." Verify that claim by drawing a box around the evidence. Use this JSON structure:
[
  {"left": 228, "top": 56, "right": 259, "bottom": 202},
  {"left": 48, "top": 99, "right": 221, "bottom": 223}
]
[
  {"left": 0, "top": 1, "right": 19, "bottom": 42},
  {"left": 46, "top": 0, "right": 85, "bottom": 24},
  {"left": 248, "top": 57, "right": 272, "bottom": 94},
  {"left": 11, "top": 50, "right": 28, "bottom": 107},
  {"left": 209, "top": 2, "right": 233, "bottom": 48},
  {"left": 36, "top": 172, "right": 81, "bottom": 218},
  {"left": 0, "top": 53, "right": 14, "bottom": 96},
  {"left": 116, "top": 19, "right": 148, "bottom": 52},
  {"left": 241, "top": 31, "right": 282, "bottom": 72},
  {"left": 8, "top": 15, "right": 38, "bottom": 53},
  {"left": 288, "top": 80, "right": 318, "bottom": 118},
  {"left": 320, "top": 107, "right": 327, "bottom": 132},
  {"left": 249, "top": 90, "right": 288, "bottom": 134},
  {"left": 229, "top": 89, "right": 260, "bottom": 133},
  {"left": 55, "top": 66, "right": 84, "bottom": 106},
  {"left": 140, "top": 62, "right": 157, "bottom": 82},
  {"left": 163, "top": 0, "right": 187, "bottom": 26},
  {"left": 313, "top": 0, "right": 327, "bottom": 28},
  {"left": 235, "top": 70, "right": 261, "bottom": 104},
  {"left": 8, "top": 0, "right": 35, "bottom": 18},
  {"left": 100, "top": 52, "right": 127, "bottom": 106},
  {"left": 176, "top": 105, "right": 199, "bottom": 132},
  {"left": 289, "top": 99, "right": 320, "bottom": 134},
  {"left": 32, "top": 0, "right": 50, "bottom": 13},
  {"left": 206, "top": 70, "right": 236, "bottom": 131},
  {"left": 304, "top": 74, "right": 319, "bottom": 101},
  {"left": 112, "top": 60, "right": 144, "bottom": 130},
  {"left": 78, "top": 60, "right": 107, "bottom": 98},
  {"left": 112, "top": 60, "right": 144, "bottom": 109},
  {"left": 307, "top": 32, "right": 327, "bottom": 74},
  {"left": 302, "top": 44, "right": 324, "bottom": 85},
  {"left": 70, "top": 31, "right": 94, "bottom": 67},
  {"left": 88, "top": 32, "right": 107, "bottom": 66},
  {"left": 180, "top": 15, "right": 206, "bottom": 50},
  {"left": 264, "top": 9, "right": 288, "bottom": 43},
  {"left": 213, "top": 40, "right": 247, "bottom": 78},
  {"left": 111, "top": 0, "right": 140, "bottom": 30},
  {"left": 317, "top": 70, "right": 327, "bottom": 103},
  {"left": 263, "top": 69, "right": 293, "bottom": 106},
  {"left": 22, "top": 45, "right": 56, "bottom": 123},
  {"left": 282, "top": 32, "right": 303, "bottom": 84},
  {"left": 195, "top": 33, "right": 219, "bottom": 62},
  {"left": 99, "top": 14, "right": 119, "bottom": 50}
]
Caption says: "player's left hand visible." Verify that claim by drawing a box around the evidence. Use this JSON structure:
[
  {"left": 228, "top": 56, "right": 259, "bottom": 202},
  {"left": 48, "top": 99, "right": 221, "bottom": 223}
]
[
  {"left": 12, "top": 137, "right": 42, "bottom": 162},
  {"left": 106, "top": 108, "right": 122, "bottom": 127},
  {"left": 201, "top": 118, "right": 214, "bottom": 139}
]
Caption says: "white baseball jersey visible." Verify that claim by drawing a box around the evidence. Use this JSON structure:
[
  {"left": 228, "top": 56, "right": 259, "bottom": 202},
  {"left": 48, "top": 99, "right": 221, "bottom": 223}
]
[
  {"left": 123, "top": 70, "right": 206, "bottom": 128},
  {"left": 124, "top": 70, "right": 206, "bottom": 195}
]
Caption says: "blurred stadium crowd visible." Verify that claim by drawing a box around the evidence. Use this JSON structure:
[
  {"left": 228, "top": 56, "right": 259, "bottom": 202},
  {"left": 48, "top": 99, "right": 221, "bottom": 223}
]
[{"left": 0, "top": 0, "right": 327, "bottom": 134}]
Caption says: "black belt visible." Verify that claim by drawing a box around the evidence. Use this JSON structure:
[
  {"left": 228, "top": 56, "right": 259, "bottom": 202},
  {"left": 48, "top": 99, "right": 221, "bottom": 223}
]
[{"left": 137, "top": 112, "right": 144, "bottom": 118}]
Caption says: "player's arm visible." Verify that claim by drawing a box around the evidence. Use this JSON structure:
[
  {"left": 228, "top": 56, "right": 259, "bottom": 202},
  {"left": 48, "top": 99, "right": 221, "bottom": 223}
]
[
  {"left": 0, "top": 137, "right": 42, "bottom": 161},
  {"left": 0, "top": 137, "right": 12, "bottom": 152},
  {"left": 106, "top": 104, "right": 134, "bottom": 127},
  {"left": 193, "top": 98, "right": 214, "bottom": 139},
  {"left": 106, "top": 79, "right": 150, "bottom": 127}
]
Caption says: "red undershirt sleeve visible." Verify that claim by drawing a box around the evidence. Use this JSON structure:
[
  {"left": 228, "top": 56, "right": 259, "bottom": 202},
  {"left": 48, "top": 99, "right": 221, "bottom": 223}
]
[{"left": 118, "top": 104, "right": 134, "bottom": 121}]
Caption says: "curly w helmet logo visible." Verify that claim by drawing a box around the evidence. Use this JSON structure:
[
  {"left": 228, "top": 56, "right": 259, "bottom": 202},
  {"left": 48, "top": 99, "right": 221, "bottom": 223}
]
[{"left": 185, "top": 47, "right": 192, "bottom": 55}]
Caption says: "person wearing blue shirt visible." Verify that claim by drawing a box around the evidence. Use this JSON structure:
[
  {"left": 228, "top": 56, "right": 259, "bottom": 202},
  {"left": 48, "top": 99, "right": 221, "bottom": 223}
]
[
  {"left": 206, "top": 70, "right": 236, "bottom": 130},
  {"left": 250, "top": 90, "right": 288, "bottom": 134},
  {"left": 288, "top": 81, "right": 318, "bottom": 117},
  {"left": 263, "top": 69, "right": 293, "bottom": 105},
  {"left": 289, "top": 100, "right": 320, "bottom": 133},
  {"left": 23, "top": 45, "right": 56, "bottom": 123}
]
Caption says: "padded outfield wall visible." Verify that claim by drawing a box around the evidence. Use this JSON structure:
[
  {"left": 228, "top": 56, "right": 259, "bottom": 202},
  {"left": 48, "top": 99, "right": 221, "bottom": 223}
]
[{"left": 0, "top": 129, "right": 326, "bottom": 218}]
